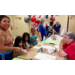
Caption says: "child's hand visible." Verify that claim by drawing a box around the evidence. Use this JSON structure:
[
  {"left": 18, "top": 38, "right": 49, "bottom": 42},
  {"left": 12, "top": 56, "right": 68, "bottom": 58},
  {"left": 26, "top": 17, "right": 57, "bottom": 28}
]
[
  {"left": 40, "top": 37, "right": 42, "bottom": 41},
  {"left": 36, "top": 38, "right": 39, "bottom": 42},
  {"left": 19, "top": 51, "right": 24, "bottom": 55},
  {"left": 34, "top": 39, "right": 37, "bottom": 41},
  {"left": 26, "top": 48, "right": 30, "bottom": 51}
]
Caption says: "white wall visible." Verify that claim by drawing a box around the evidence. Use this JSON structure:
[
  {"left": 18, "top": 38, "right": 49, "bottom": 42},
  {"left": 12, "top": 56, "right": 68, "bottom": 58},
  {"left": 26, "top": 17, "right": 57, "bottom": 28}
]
[
  {"left": 8, "top": 15, "right": 68, "bottom": 37},
  {"left": 7, "top": 15, "right": 14, "bottom": 36},
  {"left": 69, "top": 16, "right": 75, "bottom": 33},
  {"left": 8, "top": 15, "right": 30, "bottom": 38},
  {"left": 54, "top": 15, "right": 68, "bottom": 33}
]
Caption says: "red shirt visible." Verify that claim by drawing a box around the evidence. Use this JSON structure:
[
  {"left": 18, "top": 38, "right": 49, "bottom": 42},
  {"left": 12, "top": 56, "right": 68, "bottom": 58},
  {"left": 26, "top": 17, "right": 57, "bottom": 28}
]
[{"left": 63, "top": 42, "right": 75, "bottom": 60}]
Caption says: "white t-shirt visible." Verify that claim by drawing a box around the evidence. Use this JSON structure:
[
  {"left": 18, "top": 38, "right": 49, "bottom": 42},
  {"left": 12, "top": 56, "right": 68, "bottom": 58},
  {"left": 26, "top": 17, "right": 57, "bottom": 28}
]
[
  {"left": 23, "top": 42, "right": 30, "bottom": 48},
  {"left": 48, "top": 26, "right": 52, "bottom": 32}
]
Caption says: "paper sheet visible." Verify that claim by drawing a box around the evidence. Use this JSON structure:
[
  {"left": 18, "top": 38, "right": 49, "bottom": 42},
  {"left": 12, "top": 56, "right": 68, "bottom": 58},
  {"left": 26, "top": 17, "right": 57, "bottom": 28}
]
[
  {"left": 34, "top": 53, "right": 56, "bottom": 60},
  {"left": 33, "top": 46, "right": 41, "bottom": 49},
  {"left": 41, "top": 45, "right": 55, "bottom": 50},
  {"left": 54, "top": 45, "right": 59, "bottom": 51},
  {"left": 60, "top": 29, "right": 65, "bottom": 36},
  {"left": 22, "top": 49, "right": 27, "bottom": 53}
]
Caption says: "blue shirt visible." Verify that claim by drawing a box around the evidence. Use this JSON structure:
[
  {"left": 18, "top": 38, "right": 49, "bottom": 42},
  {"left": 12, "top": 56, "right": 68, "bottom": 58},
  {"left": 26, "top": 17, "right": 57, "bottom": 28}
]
[
  {"left": 39, "top": 24, "right": 46, "bottom": 37},
  {"left": 0, "top": 51, "right": 13, "bottom": 60},
  {"left": 53, "top": 24, "right": 61, "bottom": 33},
  {"left": 30, "top": 35, "right": 38, "bottom": 46}
]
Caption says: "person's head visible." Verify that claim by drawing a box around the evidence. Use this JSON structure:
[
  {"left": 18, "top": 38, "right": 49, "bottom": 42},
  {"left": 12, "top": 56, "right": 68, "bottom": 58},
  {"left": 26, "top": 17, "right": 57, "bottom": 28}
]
[
  {"left": 41, "top": 18, "right": 46, "bottom": 27},
  {"left": 14, "top": 36, "right": 22, "bottom": 47},
  {"left": 0, "top": 15, "right": 10, "bottom": 30},
  {"left": 50, "top": 22, "right": 53, "bottom": 26},
  {"left": 31, "top": 28, "right": 36, "bottom": 35},
  {"left": 63, "top": 32, "right": 75, "bottom": 44},
  {"left": 56, "top": 21, "right": 59, "bottom": 25},
  {"left": 22, "top": 32, "right": 30, "bottom": 43},
  {"left": 41, "top": 18, "right": 45, "bottom": 24}
]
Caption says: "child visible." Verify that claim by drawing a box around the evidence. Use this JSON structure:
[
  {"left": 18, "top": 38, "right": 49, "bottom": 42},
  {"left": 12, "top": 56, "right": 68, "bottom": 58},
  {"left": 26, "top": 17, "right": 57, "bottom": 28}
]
[
  {"left": 22, "top": 32, "right": 33, "bottom": 51},
  {"left": 46, "top": 22, "right": 53, "bottom": 37},
  {"left": 13, "top": 36, "right": 24, "bottom": 57},
  {"left": 30, "top": 28, "right": 38, "bottom": 46}
]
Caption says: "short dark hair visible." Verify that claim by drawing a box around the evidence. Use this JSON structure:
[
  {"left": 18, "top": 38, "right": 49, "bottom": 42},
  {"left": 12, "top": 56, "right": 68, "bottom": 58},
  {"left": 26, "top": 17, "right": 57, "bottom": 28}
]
[
  {"left": 31, "top": 28, "right": 35, "bottom": 31},
  {"left": 0, "top": 15, "right": 10, "bottom": 22},
  {"left": 50, "top": 22, "right": 53, "bottom": 25},
  {"left": 14, "top": 36, "right": 22, "bottom": 47}
]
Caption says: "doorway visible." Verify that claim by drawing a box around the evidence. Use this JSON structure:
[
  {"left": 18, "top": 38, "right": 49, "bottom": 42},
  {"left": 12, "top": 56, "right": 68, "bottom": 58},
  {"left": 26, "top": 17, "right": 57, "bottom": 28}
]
[
  {"left": 69, "top": 16, "right": 75, "bottom": 33},
  {"left": 14, "top": 17, "right": 23, "bottom": 37}
]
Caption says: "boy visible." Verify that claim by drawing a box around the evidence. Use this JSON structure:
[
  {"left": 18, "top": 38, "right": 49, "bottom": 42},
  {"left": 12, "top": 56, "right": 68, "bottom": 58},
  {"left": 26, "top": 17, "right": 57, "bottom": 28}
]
[
  {"left": 46, "top": 22, "right": 53, "bottom": 37},
  {"left": 30, "top": 28, "right": 38, "bottom": 46}
]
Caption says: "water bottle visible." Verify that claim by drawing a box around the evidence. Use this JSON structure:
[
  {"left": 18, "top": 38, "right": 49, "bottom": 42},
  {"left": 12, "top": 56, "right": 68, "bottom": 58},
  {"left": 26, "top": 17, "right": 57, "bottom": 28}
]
[{"left": 43, "top": 36, "right": 45, "bottom": 42}]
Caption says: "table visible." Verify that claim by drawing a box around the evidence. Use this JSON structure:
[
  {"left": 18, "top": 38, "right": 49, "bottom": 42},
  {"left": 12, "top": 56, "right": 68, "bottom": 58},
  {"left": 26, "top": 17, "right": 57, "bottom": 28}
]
[
  {"left": 46, "top": 35, "right": 63, "bottom": 42},
  {"left": 18, "top": 43, "right": 66, "bottom": 60},
  {"left": 42, "top": 35, "right": 63, "bottom": 45},
  {"left": 12, "top": 58, "right": 27, "bottom": 60}
]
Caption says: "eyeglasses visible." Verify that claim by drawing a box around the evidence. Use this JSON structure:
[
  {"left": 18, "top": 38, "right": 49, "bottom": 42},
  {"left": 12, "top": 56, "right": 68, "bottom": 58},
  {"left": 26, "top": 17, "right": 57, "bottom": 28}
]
[{"left": 63, "top": 36, "right": 69, "bottom": 39}]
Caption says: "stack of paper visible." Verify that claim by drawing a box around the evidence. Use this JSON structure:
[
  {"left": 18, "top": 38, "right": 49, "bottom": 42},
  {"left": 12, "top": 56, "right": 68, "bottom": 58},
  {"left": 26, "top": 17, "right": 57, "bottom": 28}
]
[
  {"left": 41, "top": 45, "right": 56, "bottom": 53},
  {"left": 54, "top": 45, "right": 59, "bottom": 51},
  {"left": 48, "top": 48, "right": 56, "bottom": 54},
  {"left": 34, "top": 53, "right": 56, "bottom": 60}
]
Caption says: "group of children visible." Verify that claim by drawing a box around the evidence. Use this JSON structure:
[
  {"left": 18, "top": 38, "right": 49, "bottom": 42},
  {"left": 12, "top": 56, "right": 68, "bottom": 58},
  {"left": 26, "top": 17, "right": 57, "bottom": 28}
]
[
  {"left": 13, "top": 21, "right": 54, "bottom": 58},
  {"left": 13, "top": 28, "right": 38, "bottom": 57}
]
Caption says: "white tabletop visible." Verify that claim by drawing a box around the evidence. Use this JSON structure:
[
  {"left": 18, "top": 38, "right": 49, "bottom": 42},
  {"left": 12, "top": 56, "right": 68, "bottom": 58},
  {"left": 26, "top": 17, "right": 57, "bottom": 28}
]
[{"left": 46, "top": 35, "right": 63, "bottom": 42}]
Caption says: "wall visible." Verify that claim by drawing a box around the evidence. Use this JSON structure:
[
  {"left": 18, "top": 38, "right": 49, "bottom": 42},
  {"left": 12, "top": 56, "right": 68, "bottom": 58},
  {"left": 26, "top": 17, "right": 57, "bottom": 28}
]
[
  {"left": 69, "top": 16, "right": 75, "bottom": 33},
  {"left": 54, "top": 15, "right": 68, "bottom": 33},
  {"left": 42, "top": 15, "right": 68, "bottom": 33},
  {"left": 7, "top": 15, "right": 14, "bottom": 36},
  {"left": 7, "top": 15, "right": 30, "bottom": 38},
  {"left": 8, "top": 15, "right": 68, "bottom": 37},
  {"left": 13, "top": 15, "right": 30, "bottom": 37}
]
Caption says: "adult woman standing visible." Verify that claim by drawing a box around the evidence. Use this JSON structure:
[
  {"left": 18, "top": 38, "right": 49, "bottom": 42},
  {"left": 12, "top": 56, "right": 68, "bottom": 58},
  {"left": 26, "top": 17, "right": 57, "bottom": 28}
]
[
  {"left": 0, "top": 15, "right": 23, "bottom": 60},
  {"left": 39, "top": 18, "right": 46, "bottom": 41}
]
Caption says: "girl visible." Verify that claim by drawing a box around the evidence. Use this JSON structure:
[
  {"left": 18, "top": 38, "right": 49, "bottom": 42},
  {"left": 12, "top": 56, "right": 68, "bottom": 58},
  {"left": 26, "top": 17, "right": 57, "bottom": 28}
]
[
  {"left": 13, "top": 36, "right": 25, "bottom": 57},
  {"left": 22, "top": 32, "right": 33, "bottom": 51}
]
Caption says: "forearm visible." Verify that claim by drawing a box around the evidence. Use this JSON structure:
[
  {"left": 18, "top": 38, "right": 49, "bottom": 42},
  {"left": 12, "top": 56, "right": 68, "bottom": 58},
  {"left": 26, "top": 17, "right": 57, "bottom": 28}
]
[
  {"left": 31, "top": 39, "right": 36, "bottom": 43},
  {"left": 0, "top": 46, "right": 15, "bottom": 52},
  {"left": 59, "top": 40, "right": 67, "bottom": 57},
  {"left": 59, "top": 28, "right": 61, "bottom": 34},
  {"left": 53, "top": 29, "right": 57, "bottom": 33},
  {"left": 23, "top": 45, "right": 26, "bottom": 49},
  {"left": 39, "top": 32, "right": 42, "bottom": 38}
]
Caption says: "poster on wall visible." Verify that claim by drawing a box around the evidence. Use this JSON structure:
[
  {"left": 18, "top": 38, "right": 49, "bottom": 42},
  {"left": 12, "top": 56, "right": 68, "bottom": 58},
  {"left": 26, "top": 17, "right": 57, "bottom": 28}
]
[{"left": 31, "top": 22, "right": 38, "bottom": 31}]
